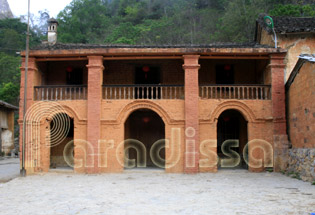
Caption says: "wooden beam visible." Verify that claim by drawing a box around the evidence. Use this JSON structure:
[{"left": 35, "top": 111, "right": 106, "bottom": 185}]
[
  {"left": 35, "top": 57, "right": 88, "bottom": 62},
  {"left": 103, "top": 56, "right": 182, "bottom": 60},
  {"left": 200, "top": 55, "right": 269, "bottom": 60}
]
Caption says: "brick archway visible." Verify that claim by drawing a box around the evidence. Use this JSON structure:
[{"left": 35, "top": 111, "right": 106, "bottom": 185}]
[
  {"left": 124, "top": 108, "right": 165, "bottom": 169},
  {"left": 210, "top": 101, "right": 256, "bottom": 123},
  {"left": 116, "top": 101, "right": 172, "bottom": 170},
  {"left": 56, "top": 104, "right": 84, "bottom": 125},
  {"left": 117, "top": 101, "right": 172, "bottom": 126}
]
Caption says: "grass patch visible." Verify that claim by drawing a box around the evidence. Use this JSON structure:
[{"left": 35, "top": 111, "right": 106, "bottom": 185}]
[
  {"left": 291, "top": 172, "right": 301, "bottom": 180},
  {"left": 266, "top": 168, "right": 273, "bottom": 173}
]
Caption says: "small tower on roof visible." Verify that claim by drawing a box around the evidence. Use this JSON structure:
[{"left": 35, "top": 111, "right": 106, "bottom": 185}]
[{"left": 47, "top": 18, "right": 58, "bottom": 44}]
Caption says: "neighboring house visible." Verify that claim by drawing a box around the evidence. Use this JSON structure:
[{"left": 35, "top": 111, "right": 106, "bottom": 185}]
[
  {"left": 255, "top": 14, "right": 315, "bottom": 82},
  {"left": 285, "top": 54, "right": 315, "bottom": 182},
  {"left": 19, "top": 19, "right": 289, "bottom": 175},
  {"left": 0, "top": 100, "right": 18, "bottom": 155},
  {"left": 256, "top": 14, "right": 315, "bottom": 182}
]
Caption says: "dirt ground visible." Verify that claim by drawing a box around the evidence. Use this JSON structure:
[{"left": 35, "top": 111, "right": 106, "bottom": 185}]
[
  {"left": 0, "top": 169, "right": 314, "bottom": 215},
  {"left": 0, "top": 157, "right": 19, "bottom": 182}
]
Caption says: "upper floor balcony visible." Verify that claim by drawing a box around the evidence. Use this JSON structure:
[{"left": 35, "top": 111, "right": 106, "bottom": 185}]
[{"left": 33, "top": 58, "right": 272, "bottom": 101}]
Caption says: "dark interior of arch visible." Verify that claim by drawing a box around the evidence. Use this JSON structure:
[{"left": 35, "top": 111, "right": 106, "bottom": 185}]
[
  {"left": 217, "top": 109, "right": 248, "bottom": 169},
  {"left": 50, "top": 113, "right": 74, "bottom": 169},
  {"left": 124, "top": 109, "right": 165, "bottom": 169}
]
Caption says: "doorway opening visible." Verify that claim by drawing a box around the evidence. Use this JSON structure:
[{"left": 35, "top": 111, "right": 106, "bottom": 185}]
[
  {"left": 135, "top": 66, "right": 161, "bottom": 99},
  {"left": 124, "top": 109, "right": 165, "bottom": 169},
  {"left": 217, "top": 109, "right": 248, "bottom": 169},
  {"left": 50, "top": 113, "right": 74, "bottom": 170}
]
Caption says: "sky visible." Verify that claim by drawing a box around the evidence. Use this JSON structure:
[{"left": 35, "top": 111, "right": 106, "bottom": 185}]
[{"left": 7, "top": 0, "right": 73, "bottom": 18}]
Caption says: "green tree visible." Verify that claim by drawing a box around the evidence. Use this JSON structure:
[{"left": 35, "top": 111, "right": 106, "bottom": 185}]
[
  {"left": 0, "top": 18, "right": 40, "bottom": 54},
  {"left": 57, "top": 0, "right": 111, "bottom": 43},
  {"left": 52, "top": 0, "right": 315, "bottom": 45},
  {"left": 212, "top": 0, "right": 272, "bottom": 42},
  {"left": 0, "top": 52, "right": 20, "bottom": 85},
  {"left": 0, "top": 82, "right": 20, "bottom": 105},
  {"left": 105, "top": 22, "right": 140, "bottom": 44},
  {"left": 0, "top": 18, "right": 40, "bottom": 106},
  {"left": 269, "top": 4, "right": 315, "bottom": 17}
]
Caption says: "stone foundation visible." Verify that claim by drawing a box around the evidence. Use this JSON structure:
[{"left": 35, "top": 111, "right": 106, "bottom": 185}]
[{"left": 287, "top": 148, "right": 315, "bottom": 182}]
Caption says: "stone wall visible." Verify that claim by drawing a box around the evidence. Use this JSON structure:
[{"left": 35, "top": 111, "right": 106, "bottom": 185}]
[{"left": 287, "top": 148, "right": 315, "bottom": 182}]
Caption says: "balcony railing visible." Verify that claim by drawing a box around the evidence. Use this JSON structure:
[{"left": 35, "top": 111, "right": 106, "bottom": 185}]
[
  {"left": 34, "top": 84, "right": 271, "bottom": 101},
  {"left": 199, "top": 85, "right": 271, "bottom": 100},
  {"left": 34, "top": 85, "right": 87, "bottom": 101},
  {"left": 102, "top": 85, "right": 184, "bottom": 100}
]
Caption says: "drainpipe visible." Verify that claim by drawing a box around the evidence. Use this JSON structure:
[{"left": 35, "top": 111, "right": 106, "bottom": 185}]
[
  {"left": 263, "top": 16, "right": 277, "bottom": 49},
  {"left": 21, "top": 0, "right": 30, "bottom": 177}
]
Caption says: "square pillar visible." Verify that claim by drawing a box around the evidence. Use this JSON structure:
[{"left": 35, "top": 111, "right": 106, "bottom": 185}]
[
  {"left": 183, "top": 55, "right": 200, "bottom": 174},
  {"left": 19, "top": 57, "right": 38, "bottom": 174},
  {"left": 86, "top": 56, "right": 104, "bottom": 173},
  {"left": 269, "top": 53, "right": 289, "bottom": 172},
  {"left": 19, "top": 58, "right": 37, "bottom": 119}
]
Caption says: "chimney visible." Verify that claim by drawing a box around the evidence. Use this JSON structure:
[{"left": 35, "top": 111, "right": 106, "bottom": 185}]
[{"left": 47, "top": 18, "right": 58, "bottom": 45}]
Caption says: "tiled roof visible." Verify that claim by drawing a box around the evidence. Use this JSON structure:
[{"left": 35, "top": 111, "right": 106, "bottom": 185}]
[
  {"left": 257, "top": 14, "right": 315, "bottom": 34},
  {"left": 0, "top": 100, "right": 18, "bottom": 110},
  {"left": 31, "top": 42, "right": 272, "bottom": 51}
]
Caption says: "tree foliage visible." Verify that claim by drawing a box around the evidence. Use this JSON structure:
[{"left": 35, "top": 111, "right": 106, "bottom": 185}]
[
  {"left": 270, "top": 4, "right": 315, "bottom": 17},
  {"left": 56, "top": 0, "right": 313, "bottom": 45},
  {"left": 0, "top": 18, "right": 40, "bottom": 105}
]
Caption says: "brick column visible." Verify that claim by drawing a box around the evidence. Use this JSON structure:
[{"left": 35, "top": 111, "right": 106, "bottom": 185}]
[
  {"left": 183, "top": 55, "right": 200, "bottom": 174},
  {"left": 19, "top": 58, "right": 37, "bottom": 119},
  {"left": 269, "top": 53, "right": 289, "bottom": 172},
  {"left": 19, "top": 57, "right": 38, "bottom": 174},
  {"left": 87, "top": 56, "right": 104, "bottom": 173}
]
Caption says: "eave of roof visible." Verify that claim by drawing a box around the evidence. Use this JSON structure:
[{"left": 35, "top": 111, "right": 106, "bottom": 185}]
[
  {"left": 22, "top": 42, "right": 286, "bottom": 58},
  {"left": 0, "top": 100, "right": 18, "bottom": 110},
  {"left": 286, "top": 54, "right": 315, "bottom": 89}
]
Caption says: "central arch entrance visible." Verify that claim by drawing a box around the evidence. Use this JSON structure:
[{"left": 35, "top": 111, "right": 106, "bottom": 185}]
[
  {"left": 217, "top": 109, "right": 248, "bottom": 169},
  {"left": 124, "top": 109, "right": 165, "bottom": 169}
]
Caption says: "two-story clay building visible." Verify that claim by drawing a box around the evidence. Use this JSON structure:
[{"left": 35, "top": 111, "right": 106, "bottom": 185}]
[
  {"left": 256, "top": 15, "right": 315, "bottom": 182},
  {"left": 19, "top": 18, "right": 289, "bottom": 174}
]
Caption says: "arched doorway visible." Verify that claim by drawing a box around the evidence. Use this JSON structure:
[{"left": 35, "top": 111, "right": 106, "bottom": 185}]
[
  {"left": 50, "top": 113, "right": 74, "bottom": 170},
  {"left": 124, "top": 109, "right": 165, "bottom": 169},
  {"left": 217, "top": 109, "right": 248, "bottom": 169}
]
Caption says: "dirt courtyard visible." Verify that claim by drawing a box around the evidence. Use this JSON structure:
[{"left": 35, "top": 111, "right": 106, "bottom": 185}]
[{"left": 0, "top": 169, "right": 314, "bottom": 215}]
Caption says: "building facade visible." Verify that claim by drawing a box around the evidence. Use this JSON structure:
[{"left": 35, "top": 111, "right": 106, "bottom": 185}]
[{"left": 19, "top": 18, "right": 292, "bottom": 175}]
